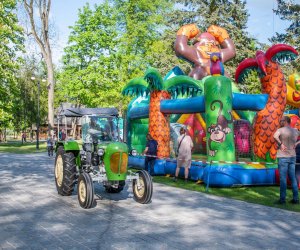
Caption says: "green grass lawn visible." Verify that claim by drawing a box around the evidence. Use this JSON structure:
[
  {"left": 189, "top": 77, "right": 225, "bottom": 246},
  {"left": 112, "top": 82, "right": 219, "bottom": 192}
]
[
  {"left": 0, "top": 141, "right": 47, "bottom": 153},
  {"left": 153, "top": 175, "right": 300, "bottom": 213}
]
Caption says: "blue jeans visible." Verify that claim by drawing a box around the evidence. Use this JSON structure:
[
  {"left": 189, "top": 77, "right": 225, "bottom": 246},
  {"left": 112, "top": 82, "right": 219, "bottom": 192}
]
[
  {"left": 144, "top": 157, "right": 156, "bottom": 175},
  {"left": 278, "top": 157, "right": 299, "bottom": 201}
]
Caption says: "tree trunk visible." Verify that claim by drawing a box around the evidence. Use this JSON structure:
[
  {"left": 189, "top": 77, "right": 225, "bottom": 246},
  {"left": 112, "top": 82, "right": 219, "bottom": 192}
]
[
  {"left": 46, "top": 59, "right": 55, "bottom": 134},
  {"left": 23, "top": 0, "right": 55, "bottom": 135}
]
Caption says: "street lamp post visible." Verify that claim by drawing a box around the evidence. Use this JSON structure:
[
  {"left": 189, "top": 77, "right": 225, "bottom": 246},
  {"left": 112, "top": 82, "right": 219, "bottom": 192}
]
[{"left": 36, "top": 80, "right": 40, "bottom": 150}]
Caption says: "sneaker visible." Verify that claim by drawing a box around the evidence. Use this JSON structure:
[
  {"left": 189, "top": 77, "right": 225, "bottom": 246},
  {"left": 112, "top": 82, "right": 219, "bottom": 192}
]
[
  {"left": 289, "top": 199, "right": 299, "bottom": 204},
  {"left": 184, "top": 179, "right": 188, "bottom": 183},
  {"left": 173, "top": 177, "right": 177, "bottom": 182},
  {"left": 274, "top": 199, "right": 286, "bottom": 205}
]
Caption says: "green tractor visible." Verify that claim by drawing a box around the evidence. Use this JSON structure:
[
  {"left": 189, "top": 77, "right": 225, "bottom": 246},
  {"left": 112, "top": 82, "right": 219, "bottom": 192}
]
[{"left": 54, "top": 107, "right": 152, "bottom": 209}]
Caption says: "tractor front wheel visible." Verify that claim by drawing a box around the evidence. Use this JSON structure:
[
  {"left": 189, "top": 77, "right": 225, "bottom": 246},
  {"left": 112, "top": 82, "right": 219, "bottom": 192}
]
[
  {"left": 77, "top": 172, "right": 94, "bottom": 209},
  {"left": 133, "top": 170, "right": 153, "bottom": 204}
]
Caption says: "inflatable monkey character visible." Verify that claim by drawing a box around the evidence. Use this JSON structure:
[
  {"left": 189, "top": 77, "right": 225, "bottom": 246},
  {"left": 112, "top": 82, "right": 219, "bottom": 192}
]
[
  {"left": 207, "top": 100, "right": 233, "bottom": 156},
  {"left": 174, "top": 24, "right": 236, "bottom": 80}
]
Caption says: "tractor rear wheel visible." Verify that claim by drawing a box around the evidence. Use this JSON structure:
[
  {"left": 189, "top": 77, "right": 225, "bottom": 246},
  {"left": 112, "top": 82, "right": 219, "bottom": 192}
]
[{"left": 54, "top": 146, "right": 76, "bottom": 196}]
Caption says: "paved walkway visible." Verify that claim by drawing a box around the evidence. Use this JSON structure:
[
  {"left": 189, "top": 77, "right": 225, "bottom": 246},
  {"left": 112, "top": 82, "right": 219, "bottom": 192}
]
[{"left": 0, "top": 152, "right": 300, "bottom": 250}]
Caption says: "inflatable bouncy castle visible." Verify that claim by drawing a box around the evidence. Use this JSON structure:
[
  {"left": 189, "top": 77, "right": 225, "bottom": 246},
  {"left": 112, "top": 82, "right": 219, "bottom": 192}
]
[{"left": 122, "top": 23, "right": 300, "bottom": 187}]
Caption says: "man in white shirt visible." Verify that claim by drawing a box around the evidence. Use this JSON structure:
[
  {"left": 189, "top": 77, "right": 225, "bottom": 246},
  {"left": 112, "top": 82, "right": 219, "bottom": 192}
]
[{"left": 173, "top": 127, "right": 194, "bottom": 182}]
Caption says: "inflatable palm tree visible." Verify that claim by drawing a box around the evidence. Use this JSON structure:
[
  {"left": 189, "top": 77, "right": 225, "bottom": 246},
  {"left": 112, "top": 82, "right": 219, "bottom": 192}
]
[{"left": 122, "top": 67, "right": 202, "bottom": 158}]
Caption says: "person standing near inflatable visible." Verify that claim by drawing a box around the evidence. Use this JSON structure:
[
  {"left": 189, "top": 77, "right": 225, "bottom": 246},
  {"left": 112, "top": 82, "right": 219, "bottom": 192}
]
[
  {"left": 273, "top": 116, "right": 300, "bottom": 204},
  {"left": 174, "top": 23, "right": 236, "bottom": 80},
  {"left": 174, "top": 127, "right": 194, "bottom": 182},
  {"left": 143, "top": 133, "right": 158, "bottom": 175}
]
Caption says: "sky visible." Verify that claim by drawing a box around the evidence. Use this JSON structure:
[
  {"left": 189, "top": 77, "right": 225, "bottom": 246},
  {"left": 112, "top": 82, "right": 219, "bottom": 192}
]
[{"left": 49, "top": 0, "right": 298, "bottom": 65}]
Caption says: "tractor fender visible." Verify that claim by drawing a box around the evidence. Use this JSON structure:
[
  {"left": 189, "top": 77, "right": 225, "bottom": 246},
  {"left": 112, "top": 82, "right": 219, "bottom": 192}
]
[{"left": 55, "top": 140, "right": 80, "bottom": 152}]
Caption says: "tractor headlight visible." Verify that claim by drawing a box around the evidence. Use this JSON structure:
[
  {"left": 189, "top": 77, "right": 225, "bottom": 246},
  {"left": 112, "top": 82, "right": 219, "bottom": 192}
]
[
  {"left": 98, "top": 148, "right": 105, "bottom": 156},
  {"left": 130, "top": 149, "right": 137, "bottom": 156}
]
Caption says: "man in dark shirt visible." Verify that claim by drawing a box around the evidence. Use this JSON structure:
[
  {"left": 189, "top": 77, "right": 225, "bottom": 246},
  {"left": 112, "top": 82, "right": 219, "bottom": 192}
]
[{"left": 143, "top": 133, "right": 158, "bottom": 175}]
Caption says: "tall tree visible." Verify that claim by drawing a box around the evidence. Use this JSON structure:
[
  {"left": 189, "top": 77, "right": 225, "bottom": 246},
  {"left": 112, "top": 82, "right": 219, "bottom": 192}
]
[
  {"left": 23, "top": 0, "right": 55, "bottom": 133},
  {"left": 58, "top": 2, "right": 121, "bottom": 109},
  {"left": 271, "top": 0, "right": 300, "bottom": 72},
  {"left": 0, "top": 0, "right": 24, "bottom": 137},
  {"left": 143, "top": 3, "right": 188, "bottom": 76},
  {"left": 114, "top": 0, "right": 172, "bottom": 111},
  {"left": 63, "top": 3, "right": 118, "bottom": 70},
  {"left": 114, "top": 0, "right": 170, "bottom": 75},
  {"left": 58, "top": 0, "right": 171, "bottom": 113},
  {"left": 15, "top": 56, "right": 48, "bottom": 132}
]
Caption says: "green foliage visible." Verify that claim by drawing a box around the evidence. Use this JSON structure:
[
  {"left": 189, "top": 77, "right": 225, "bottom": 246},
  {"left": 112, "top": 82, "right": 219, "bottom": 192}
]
[
  {"left": 0, "top": 0, "right": 24, "bottom": 81},
  {"left": 0, "top": 0, "right": 24, "bottom": 129},
  {"left": 237, "top": 70, "right": 261, "bottom": 94},
  {"left": 115, "top": 0, "right": 170, "bottom": 56},
  {"left": 267, "top": 0, "right": 299, "bottom": 98},
  {"left": 63, "top": 2, "right": 118, "bottom": 69},
  {"left": 272, "top": 2, "right": 300, "bottom": 48},
  {"left": 13, "top": 56, "right": 49, "bottom": 132},
  {"left": 271, "top": 0, "right": 300, "bottom": 72},
  {"left": 58, "top": 2, "right": 124, "bottom": 109},
  {"left": 58, "top": 1, "right": 171, "bottom": 113},
  {"left": 0, "top": 109, "right": 13, "bottom": 129}
]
